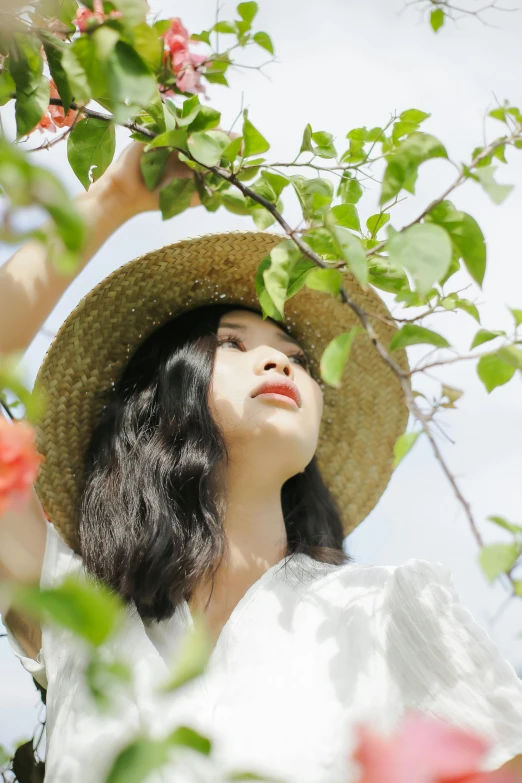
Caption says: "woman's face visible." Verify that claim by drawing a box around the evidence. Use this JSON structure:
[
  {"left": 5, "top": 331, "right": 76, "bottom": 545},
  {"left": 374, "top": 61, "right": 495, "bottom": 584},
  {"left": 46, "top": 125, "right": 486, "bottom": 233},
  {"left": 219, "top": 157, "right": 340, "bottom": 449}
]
[{"left": 209, "top": 308, "right": 324, "bottom": 480}]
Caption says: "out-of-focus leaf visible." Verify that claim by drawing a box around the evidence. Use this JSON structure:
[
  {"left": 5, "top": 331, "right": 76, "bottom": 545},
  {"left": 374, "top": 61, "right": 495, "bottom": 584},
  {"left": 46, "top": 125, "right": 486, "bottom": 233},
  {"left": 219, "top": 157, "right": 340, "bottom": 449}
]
[
  {"left": 320, "top": 327, "right": 361, "bottom": 388},
  {"left": 476, "top": 353, "right": 516, "bottom": 392},
  {"left": 389, "top": 324, "right": 451, "bottom": 352},
  {"left": 242, "top": 110, "right": 270, "bottom": 157},
  {"left": 380, "top": 133, "right": 447, "bottom": 205},
  {"left": 159, "top": 177, "right": 196, "bottom": 219},
  {"left": 393, "top": 431, "right": 421, "bottom": 467},
  {"left": 386, "top": 223, "right": 452, "bottom": 297},
  {"left": 67, "top": 117, "right": 116, "bottom": 190}
]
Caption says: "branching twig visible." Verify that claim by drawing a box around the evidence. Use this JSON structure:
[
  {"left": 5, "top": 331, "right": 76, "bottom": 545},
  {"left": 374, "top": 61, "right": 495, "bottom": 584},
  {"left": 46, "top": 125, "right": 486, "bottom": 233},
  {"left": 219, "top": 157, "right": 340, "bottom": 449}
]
[{"left": 27, "top": 97, "right": 522, "bottom": 596}]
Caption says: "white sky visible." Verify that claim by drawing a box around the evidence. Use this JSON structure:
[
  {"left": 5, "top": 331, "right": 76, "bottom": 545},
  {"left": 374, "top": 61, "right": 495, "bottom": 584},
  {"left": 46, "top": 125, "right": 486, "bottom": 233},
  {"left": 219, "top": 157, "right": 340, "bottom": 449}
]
[{"left": 1, "top": 0, "right": 522, "bottom": 754}]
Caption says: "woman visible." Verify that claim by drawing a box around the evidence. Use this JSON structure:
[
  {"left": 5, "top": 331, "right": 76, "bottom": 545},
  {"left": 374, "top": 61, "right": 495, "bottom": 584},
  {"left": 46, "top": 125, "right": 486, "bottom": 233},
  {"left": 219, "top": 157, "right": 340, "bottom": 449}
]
[{"left": 1, "top": 142, "right": 522, "bottom": 783}]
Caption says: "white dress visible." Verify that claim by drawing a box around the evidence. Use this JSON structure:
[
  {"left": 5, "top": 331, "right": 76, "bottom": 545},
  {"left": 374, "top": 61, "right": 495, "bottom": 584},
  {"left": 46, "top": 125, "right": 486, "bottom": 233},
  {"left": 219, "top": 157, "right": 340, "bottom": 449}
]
[{"left": 4, "top": 519, "right": 522, "bottom": 783}]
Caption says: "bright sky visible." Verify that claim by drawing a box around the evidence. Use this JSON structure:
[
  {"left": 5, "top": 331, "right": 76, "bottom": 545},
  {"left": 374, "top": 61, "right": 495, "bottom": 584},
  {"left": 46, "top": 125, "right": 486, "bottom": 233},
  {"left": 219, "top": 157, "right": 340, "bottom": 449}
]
[{"left": 1, "top": 0, "right": 522, "bottom": 755}]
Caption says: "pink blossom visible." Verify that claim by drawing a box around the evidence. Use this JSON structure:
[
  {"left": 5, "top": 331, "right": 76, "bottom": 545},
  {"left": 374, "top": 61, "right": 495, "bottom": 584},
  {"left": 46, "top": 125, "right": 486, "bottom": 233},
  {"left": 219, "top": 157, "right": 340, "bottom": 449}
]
[
  {"left": 161, "top": 17, "right": 207, "bottom": 94},
  {"left": 74, "top": 1, "right": 123, "bottom": 32},
  {"left": 30, "top": 78, "right": 79, "bottom": 135},
  {"left": 352, "top": 711, "right": 520, "bottom": 783},
  {"left": 163, "top": 17, "right": 190, "bottom": 57},
  {"left": 0, "top": 419, "right": 43, "bottom": 516}
]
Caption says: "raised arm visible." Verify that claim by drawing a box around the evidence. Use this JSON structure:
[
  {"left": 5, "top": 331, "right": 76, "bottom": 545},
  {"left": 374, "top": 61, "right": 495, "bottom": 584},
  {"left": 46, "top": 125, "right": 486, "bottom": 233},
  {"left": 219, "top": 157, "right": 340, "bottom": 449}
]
[
  {"left": 1, "top": 141, "right": 199, "bottom": 659},
  {"left": 0, "top": 141, "right": 198, "bottom": 355}
]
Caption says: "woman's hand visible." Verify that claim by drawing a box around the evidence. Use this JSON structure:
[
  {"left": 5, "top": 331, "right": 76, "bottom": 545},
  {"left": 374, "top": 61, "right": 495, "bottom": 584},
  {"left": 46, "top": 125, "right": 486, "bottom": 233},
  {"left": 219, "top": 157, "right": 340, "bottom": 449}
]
[{"left": 100, "top": 140, "right": 201, "bottom": 217}]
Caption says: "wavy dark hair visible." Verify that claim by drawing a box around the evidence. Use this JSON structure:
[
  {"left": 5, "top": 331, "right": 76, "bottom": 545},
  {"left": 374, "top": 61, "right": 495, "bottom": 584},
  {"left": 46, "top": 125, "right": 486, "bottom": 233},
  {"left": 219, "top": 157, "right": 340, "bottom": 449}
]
[{"left": 77, "top": 303, "right": 352, "bottom": 623}]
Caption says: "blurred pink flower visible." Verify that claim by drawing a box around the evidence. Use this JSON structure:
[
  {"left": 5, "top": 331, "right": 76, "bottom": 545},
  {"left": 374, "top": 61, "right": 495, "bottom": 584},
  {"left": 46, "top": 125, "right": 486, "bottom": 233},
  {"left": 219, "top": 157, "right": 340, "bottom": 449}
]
[
  {"left": 352, "top": 711, "right": 520, "bottom": 783},
  {"left": 0, "top": 419, "right": 43, "bottom": 515},
  {"left": 30, "top": 78, "right": 79, "bottom": 135},
  {"left": 161, "top": 17, "right": 208, "bottom": 94},
  {"left": 74, "top": 1, "right": 122, "bottom": 32}
]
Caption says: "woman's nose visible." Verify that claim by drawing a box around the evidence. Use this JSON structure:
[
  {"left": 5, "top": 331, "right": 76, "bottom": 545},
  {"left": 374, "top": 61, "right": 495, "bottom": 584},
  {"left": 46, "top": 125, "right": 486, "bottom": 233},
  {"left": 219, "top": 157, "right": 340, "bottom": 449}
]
[{"left": 261, "top": 351, "right": 293, "bottom": 377}]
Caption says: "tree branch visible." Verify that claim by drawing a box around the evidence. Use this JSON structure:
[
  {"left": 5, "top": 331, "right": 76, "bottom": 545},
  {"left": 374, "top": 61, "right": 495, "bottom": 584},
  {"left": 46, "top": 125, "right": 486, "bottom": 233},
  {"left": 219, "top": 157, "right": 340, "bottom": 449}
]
[{"left": 37, "top": 97, "right": 522, "bottom": 596}]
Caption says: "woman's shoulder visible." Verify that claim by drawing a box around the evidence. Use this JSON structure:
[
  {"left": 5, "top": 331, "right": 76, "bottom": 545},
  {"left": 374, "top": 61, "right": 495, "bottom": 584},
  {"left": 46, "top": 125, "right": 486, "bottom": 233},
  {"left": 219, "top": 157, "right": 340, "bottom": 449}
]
[{"left": 293, "top": 554, "right": 452, "bottom": 611}]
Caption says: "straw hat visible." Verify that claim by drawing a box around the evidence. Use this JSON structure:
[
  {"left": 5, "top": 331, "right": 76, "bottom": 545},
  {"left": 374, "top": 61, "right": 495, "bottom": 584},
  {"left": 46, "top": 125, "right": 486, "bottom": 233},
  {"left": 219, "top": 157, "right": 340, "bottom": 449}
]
[{"left": 34, "top": 231, "right": 410, "bottom": 553}]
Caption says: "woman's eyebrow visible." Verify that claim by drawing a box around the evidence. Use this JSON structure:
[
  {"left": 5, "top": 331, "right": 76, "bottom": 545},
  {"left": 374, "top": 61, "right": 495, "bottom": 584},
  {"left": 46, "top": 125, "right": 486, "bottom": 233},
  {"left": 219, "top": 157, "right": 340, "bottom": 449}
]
[{"left": 218, "top": 321, "right": 302, "bottom": 348}]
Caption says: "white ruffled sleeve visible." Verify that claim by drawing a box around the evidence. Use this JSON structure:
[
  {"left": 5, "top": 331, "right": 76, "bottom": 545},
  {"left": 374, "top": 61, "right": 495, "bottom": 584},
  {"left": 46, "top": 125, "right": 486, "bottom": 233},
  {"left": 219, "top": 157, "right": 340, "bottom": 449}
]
[
  {"left": 3, "top": 519, "right": 84, "bottom": 691},
  {"left": 385, "top": 558, "right": 522, "bottom": 772}
]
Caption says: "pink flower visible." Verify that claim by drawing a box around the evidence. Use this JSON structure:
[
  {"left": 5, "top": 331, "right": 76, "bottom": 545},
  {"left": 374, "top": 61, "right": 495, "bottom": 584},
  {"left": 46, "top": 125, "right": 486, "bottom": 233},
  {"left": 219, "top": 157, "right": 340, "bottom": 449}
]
[
  {"left": 30, "top": 78, "right": 79, "bottom": 135},
  {"left": 163, "top": 17, "right": 190, "bottom": 56},
  {"left": 161, "top": 17, "right": 208, "bottom": 94},
  {"left": 352, "top": 711, "right": 520, "bottom": 783},
  {"left": 0, "top": 419, "right": 43, "bottom": 516},
  {"left": 74, "top": 1, "right": 123, "bottom": 32},
  {"left": 74, "top": 6, "right": 105, "bottom": 31}
]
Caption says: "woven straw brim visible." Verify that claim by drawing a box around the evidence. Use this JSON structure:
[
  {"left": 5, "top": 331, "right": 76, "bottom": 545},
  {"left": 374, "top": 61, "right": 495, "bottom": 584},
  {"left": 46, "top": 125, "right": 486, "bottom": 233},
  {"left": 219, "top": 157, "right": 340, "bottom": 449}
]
[{"left": 34, "top": 231, "right": 410, "bottom": 552}]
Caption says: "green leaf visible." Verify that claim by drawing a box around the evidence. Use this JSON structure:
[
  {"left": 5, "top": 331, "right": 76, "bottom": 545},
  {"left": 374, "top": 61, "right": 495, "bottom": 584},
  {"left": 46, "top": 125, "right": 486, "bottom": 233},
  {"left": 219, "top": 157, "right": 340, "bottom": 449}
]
[
  {"left": 140, "top": 148, "right": 170, "bottom": 191},
  {"left": 159, "top": 177, "right": 196, "bottom": 219},
  {"left": 324, "top": 218, "right": 368, "bottom": 289},
  {"left": 366, "top": 212, "right": 390, "bottom": 236},
  {"left": 329, "top": 204, "right": 361, "bottom": 232},
  {"left": 110, "top": 0, "right": 147, "bottom": 26},
  {"left": 130, "top": 22, "right": 164, "bottom": 71},
  {"left": 251, "top": 206, "right": 276, "bottom": 229},
  {"left": 106, "top": 40, "right": 157, "bottom": 124},
  {"left": 261, "top": 170, "right": 290, "bottom": 198},
  {"left": 41, "top": 35, "right": 73, "bottom": 113},
  {"left": 67, "top": 117, "right": 116, "bottom": 190},
  {"left": 400, "top": 109, "right": 430, "bottom": 124},
  {"left": 305, "top": 268, "right": 342, "bottom": 296},
  {"left": 85, "top": 655, "right": 132, "bottom": 710},
  {"left": 12, "top": 574, "right": 124, "bottom": 647},
  {"left": 489, "top": 107, "right": 507, "bottom": 123},
  {"left": 290, "top": 176, "right": 333, "bottom": 221},
  {"left": 8, "top": 33, "right": 43, "bottom": 93},
  {"left": 263, "top": 239, "right": 302, "bottom": 317},
  {"left": 160, "top": 613, "right": 213, "bottom": 692},
  {"left": 346, "top": 127, "right": 368, "bottom": 141},
  {"left": 301, "top": 228, "right": 338, "bottom": 260},
  {"left": 255, "top": 255, "right": 283, "bottom": 321},
  {"left": 237, "top": 1, "right": 258, "bottom": 23},
  {"left": 473, "top": 165, "right": 514, "bottom": 205},
  {"left": 106, "top": 732, "right": 211, "bottom": 783},
  {"left": 393, "top": 431, "right": 421, "bottom": 468},
  {"left": 470, "top": 329, "right": 505, "bottom": 349},
  {"left": 487, "top": 515, "right": 522, "bottom": 535},
  {"left": 175, "top": 94, "right": 201, "bottom": 127},
  {"left": 389, "top": 324, "right": 451, "bottom": 352},
  {"left": 187, "top": 104, "right": 221, "bottom": 133},
  {"left": 430, "top": 8, "right": 445, "bottom": 31},
  {"left": 242, "top": 111, "right": 270, "bottom": 157},
  {"left": 386, "top": 223, "right": 452, "bottom": 297},
  {"left": 479, "top": 542, "right": 520, "bottom": 584},
  {"left": 213, "top": 20, "right": 237, "bottom": 33},
  {"left": 338, "top": 174, "right": 363, "bottom": 204},
  {"left": 299, "top": 123, "right": 314, "bottom": 154},
  {"left": 497, "top": 345, "right": 522, "bottom": 370},
  {"left": 0, "top": 69, "right": 15, "bottom": 106},
  {"left": 476, "top": 353, "right": 516, "bottom": 392},
  {"left": 187, "top": 129, "right": 230, "bottom": 167},
  {"left": 320, "top": 327, "right": 362, "bottom": 388},
  {"left": 60, "top": 37, "right": 93, "bottom": 105},
  {"left": 286, "top": 258, "right": 317, "bottom": 299},
  {"left": 253, "top": 31, "right": 274, "bottom": 53},
  {"left": 425, "top": 201, "right": 486, "bottom": 287},
  {"left": 15, "top": 76, "right": 50, "bottom": 139},
  {"left": 145, "top": 129, "right": 188, "bottom": 151},
  {"left": 510, "top": 308, "right": 522, "bottom": 327},
  {"left": 380, "top": 133, "right": 448, "bottom": 205},
  {"left": 453, "top": 299, "right": 480, "bottom": 323}
]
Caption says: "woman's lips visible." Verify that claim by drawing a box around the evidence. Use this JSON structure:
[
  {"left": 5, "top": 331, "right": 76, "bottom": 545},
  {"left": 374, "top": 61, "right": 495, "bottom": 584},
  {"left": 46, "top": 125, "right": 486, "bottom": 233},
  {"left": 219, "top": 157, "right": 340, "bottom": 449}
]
[{"left": 253, "top": 392, "right": 299, "bottom": 409}]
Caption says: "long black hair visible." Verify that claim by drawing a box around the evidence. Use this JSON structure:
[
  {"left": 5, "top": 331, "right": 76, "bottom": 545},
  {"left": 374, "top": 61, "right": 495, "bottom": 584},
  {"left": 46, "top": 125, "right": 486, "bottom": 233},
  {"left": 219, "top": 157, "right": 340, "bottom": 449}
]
[{"left": 77, "top": 303, "right": 352, "bottom": 623}]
